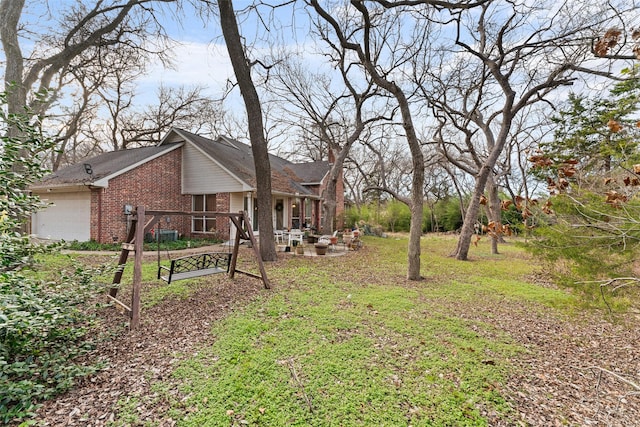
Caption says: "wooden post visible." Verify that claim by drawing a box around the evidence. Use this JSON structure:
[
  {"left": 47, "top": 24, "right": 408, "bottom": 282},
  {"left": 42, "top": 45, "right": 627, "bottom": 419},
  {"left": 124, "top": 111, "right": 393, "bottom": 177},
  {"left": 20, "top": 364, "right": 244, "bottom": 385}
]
[
  {"left": 110, "top": 217, "right": 137, "bottom": 297},
  {"left": 242, "top": 211, "right": 271, "bottom": 289},
  {"left": 110, "top": 214, "right": 158, "bottom": 298},
  {"left": 130, "top": 206, "right": 144, "bottom": 330},
  {"left": 108, "top": 208, "right": 270, "bottom": 329},
  {"left": 228, "top": 213, "right": 242, "bottom": 279}
]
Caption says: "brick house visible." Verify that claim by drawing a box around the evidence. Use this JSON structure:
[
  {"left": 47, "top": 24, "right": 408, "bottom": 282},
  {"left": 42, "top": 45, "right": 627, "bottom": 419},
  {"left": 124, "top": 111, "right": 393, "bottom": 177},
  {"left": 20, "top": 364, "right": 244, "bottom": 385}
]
[{"left": 30, "top": 128, "right": 344, "bottom": 243}]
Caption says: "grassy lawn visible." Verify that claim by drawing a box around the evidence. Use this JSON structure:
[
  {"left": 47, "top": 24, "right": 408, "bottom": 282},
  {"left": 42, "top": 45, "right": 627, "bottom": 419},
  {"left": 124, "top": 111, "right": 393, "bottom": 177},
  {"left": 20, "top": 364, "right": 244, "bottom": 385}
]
[
  {"left": 101, "top": 235, "right": 581, "bottom": 427},
  {"left": 35, "top": 234, "right": 629, "bottom": 426}
]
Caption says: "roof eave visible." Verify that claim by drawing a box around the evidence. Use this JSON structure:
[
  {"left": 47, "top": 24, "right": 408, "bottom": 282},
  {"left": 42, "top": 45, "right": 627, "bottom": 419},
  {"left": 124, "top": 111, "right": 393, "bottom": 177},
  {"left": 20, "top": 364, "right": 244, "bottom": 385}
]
[
  {"left": 96, "top": 143, "right": 182, "bottom": 187},
  {"left": 30, "top": 183, "right": 95, "bottom": 192}
]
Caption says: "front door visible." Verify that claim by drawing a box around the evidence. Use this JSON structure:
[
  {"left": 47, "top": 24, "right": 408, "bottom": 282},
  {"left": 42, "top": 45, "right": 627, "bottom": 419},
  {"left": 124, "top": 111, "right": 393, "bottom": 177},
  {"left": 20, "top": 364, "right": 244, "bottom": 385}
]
[
  {"left": 292, "top": 198, "right": 300, "bottom": 229},
  {"left": 275, "top": 198, "right": 284, "bottom": 230}
]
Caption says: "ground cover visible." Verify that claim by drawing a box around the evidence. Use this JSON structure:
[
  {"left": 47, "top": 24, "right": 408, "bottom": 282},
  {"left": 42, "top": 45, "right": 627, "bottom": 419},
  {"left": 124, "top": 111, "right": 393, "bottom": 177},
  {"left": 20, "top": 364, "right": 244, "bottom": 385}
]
[{"left": 29, "top": 235, "right": 640, "bottom": 426}]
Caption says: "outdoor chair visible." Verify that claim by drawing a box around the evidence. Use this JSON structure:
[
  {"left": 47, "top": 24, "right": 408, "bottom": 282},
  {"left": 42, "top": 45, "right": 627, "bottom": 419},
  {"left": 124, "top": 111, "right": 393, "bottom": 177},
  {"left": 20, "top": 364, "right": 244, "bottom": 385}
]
[
  {"left": 318, "top": 230, "right": 339, "bottom": 251},
  {"left": 288, "top": 229, "right": 304, "bottom": 246}
]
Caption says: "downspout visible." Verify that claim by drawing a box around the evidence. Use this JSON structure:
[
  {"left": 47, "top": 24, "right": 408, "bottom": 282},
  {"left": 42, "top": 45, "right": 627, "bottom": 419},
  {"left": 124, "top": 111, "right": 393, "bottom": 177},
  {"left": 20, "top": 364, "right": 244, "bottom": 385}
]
[{"left": 97, "top": 188, "right": 102, "bottom": 243}]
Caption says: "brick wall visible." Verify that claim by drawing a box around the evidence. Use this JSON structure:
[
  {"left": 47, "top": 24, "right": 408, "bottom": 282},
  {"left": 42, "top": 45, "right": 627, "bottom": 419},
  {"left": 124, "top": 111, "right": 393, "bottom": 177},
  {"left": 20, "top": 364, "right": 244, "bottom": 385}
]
[
  {"left": 91, "top": 147, "right": 190, "bottom": 243},
  {"left": 335, "top": 174, "right": 345, "bottom": 229},
  {"left": 90, "top": 147, "right": 233, "bottom": 243},
  {"left": 215, "top": 192, "right": 231, "bottom": 240}
]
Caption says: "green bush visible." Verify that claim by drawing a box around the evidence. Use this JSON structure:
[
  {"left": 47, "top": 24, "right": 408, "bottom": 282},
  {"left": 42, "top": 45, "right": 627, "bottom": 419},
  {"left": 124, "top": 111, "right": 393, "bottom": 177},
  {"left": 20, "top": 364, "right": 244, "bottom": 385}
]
[
  {"left": 501, "top": 204, "right": 524, "bottom": 235},
  {"left": 436, "top": 197, "right": 465, "bottom": 232},
  {"left": 0, "top": 93, "right": 105, "bottom": 423},
  {"left": 344, "top": 204, "right": 376, "bottom": 229},
  {"left": 380, "top": 199, "right": 411, "bottom": 232},
  {"left": 0, "top": 270, "right": 104, "bottom": 423},
  {"left": 528, "top": 193, "right": 640, "bottom": 278},
  {"left": 65, "top": 236, "right": 223, "bottom": 252},
  {"left": 524, "top": 191, "right": 640, "bottom": 303}
]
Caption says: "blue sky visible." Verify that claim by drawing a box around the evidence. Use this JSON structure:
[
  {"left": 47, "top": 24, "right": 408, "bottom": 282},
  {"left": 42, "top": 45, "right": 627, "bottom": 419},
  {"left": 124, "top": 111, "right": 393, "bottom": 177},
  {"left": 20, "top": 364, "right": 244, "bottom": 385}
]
[
  {"left": 4, "top": 0, "right": 637, "bottom": 143},
  {"left": 1, "top": 1, "right": 315, "bottom": 113},
  {"left": 136, "top": 1, "right": 314, "bottom": 108}
]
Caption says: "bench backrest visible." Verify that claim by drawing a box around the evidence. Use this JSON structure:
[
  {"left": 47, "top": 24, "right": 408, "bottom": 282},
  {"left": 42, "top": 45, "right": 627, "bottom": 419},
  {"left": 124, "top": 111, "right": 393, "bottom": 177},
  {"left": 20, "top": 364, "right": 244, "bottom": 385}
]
[{"left": 171, "top": 252, "right": 231, "bottom": 274}]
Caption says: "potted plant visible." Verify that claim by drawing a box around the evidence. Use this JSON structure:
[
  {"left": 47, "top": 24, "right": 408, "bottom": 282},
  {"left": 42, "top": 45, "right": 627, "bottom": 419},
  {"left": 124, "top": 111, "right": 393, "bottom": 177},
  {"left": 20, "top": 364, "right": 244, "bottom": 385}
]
[
  {"left": 296, "top": 243, "right": 305, "bottom": 255},
  {"left": 314, "top": 242, "right": 328, "bottom": 255},
  {"left": 343, "top": 231, "right": 353, "bottom": 247}
]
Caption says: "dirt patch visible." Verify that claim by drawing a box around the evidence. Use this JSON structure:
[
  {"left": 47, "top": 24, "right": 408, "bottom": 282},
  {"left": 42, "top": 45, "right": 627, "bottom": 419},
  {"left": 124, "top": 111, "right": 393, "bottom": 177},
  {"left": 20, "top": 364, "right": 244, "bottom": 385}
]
[{"left": 450, "top": 297, "right": 640, "bottom": 426}]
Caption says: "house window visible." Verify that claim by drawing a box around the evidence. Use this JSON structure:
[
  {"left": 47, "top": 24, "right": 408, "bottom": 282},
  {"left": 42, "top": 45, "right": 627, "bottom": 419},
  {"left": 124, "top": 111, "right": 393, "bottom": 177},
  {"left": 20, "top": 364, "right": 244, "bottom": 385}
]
[
  {"left": 305, "top": 199, "right": 312, "bottom": 228},
  {"left": 192, "top": 194, "right": 217, "bottom": 233}
]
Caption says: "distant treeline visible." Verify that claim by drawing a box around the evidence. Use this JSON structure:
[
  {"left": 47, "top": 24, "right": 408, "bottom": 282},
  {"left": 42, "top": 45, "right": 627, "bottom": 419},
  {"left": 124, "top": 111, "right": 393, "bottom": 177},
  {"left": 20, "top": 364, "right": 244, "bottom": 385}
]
[{"left": 344, "top": 197, "right": 525, "bottom": 234}]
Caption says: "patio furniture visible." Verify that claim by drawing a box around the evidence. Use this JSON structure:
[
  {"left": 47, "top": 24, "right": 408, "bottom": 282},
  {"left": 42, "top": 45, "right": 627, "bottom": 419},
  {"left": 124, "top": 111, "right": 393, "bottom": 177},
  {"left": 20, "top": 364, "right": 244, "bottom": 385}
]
[
  {"left": 318, "top": 230, "right": 339, "bottom": 251},
  {"left": 287, "top": 229, "right": 304, "bottom": 246}
]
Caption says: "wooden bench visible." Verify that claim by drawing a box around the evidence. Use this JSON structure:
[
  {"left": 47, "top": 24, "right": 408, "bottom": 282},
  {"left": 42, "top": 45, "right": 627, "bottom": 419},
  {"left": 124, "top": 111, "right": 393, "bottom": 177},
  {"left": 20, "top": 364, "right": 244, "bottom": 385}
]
[{"left": 158, "top": 252, "right": 232, "bottom": 284}]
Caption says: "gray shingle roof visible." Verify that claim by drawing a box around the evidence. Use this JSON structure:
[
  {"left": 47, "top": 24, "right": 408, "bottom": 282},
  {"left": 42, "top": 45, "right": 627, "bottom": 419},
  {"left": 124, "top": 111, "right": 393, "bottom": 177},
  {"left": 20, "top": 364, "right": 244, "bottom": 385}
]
[
  {"left": 288, "top": 161, "right": 331, "bottom": 184},
  {"left": 33, "top": 128, "right": 330, "bottom": 197},
  {"left": 31, "top": 144, "right": 180, "bottom": 189},
  {"left": 168, "top": 129, "right": 328, "bottom": 196}
]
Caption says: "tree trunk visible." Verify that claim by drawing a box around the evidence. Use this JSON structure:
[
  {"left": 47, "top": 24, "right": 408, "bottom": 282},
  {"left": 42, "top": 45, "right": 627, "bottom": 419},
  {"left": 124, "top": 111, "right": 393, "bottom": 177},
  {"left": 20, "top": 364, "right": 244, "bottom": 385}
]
[
  {"left": 453, "top": 173, "right": 485, "bottom": 260},
  {"left": 322, "top": 178, "right": 337, "bottom": 233},
  {"left": 218, "top": 0, "right": 276, "bottom": 262},
  {"left": 2, "top": 0, "right": 29, "bottom": 232},
  {"left": 487, "top": 175, "right": 502, "bottom": 254},
  {"left": 453, "top": 125, "right": 513, "bottom": 260},
  {"left": 322, "top": 147, "right": 351, "bottom": 234},
  {"left": 1, "top": 0, "right": 27, "bottom": 128},
  {"left": 393, "top": 89, "right": 424, "bottom": 280},
  {"left": 321, "top": 148, "right": 340, "bottom": 233},
  {"left": 276, "top": 0, "right": 427, "bottom": 278}
]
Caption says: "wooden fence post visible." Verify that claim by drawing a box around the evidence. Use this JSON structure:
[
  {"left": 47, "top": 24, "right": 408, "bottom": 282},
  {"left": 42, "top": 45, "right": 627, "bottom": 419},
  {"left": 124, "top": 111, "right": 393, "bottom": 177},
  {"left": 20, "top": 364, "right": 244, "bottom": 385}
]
[{"left": 131, "top": 206, "right": 144, "bottom": 330}]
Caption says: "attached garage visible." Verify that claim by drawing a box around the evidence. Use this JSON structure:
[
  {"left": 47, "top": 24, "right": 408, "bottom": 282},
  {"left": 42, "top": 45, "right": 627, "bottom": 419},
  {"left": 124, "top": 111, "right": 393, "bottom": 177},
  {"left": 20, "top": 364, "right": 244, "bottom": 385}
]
[{"left": 32, "top": 190, "right": 91, "bottom": 242}]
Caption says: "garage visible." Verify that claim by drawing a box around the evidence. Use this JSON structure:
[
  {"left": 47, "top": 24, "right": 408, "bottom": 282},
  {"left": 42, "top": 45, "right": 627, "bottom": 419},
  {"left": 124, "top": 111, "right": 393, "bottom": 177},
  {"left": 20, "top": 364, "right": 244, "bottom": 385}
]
[{"left": 32, "top": 191, "right": 91, "bottom": 242}]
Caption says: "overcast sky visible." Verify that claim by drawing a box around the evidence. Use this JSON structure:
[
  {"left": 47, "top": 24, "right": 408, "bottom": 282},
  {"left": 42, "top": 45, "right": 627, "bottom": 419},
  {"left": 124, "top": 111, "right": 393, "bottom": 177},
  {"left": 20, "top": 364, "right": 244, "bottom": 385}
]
[
  {"left": 137, "top": 1, "right": 313, "bottom": 110},
  {"left": 0, "top": 1, "right": 313, "bottom": 115}
]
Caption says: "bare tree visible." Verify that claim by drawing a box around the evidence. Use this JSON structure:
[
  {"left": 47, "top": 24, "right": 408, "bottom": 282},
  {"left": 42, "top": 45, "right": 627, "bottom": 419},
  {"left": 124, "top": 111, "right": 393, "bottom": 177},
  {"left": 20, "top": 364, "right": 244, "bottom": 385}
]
[
  {"left": 0, "top": 0, "right": 173, "bottom": 129},
  {"left": 218, "top": 0, "right": 277, "bottom": 262},
  {"left": 89, "top": 43, "right": 147, "bottom": 152},
  {"left": 47, "top": 71, "right": 104, "bottom": 170},
  {"left": 41, "top": 37, "right": 150, "bottom": 165},
  {"left": 500, "top": 106, "right": 551, "bottom": 233},
  {"left": 424, "top": 157, "right": 463, "bottom": 232},
  {"left": 0, "top": 0, "right": 180, "bottom": 211},
  {"left": 266, "top": 43, "right": 389, "bottom": 232},
  {"left": 120, "top": 85, "right": 226, "bottom": 148},
  {"left": 413, "top": 0, "right": 633, "bottom": 260},
  {"left": 360, "top": 133, "right": 414, "bottom": 202},
  {"left": 342, "top": 141, "right": 379, "bottom": 207},
  {"left": 309, "top": 0, "right": 430, "bottom": 280}
]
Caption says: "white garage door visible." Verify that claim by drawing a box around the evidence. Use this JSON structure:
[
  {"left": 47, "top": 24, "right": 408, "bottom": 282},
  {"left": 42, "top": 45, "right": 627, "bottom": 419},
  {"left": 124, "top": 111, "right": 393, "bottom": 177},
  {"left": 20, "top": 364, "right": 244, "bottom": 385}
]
[{"left": 32, "top": 192, "right": 91, "bottom": 242}]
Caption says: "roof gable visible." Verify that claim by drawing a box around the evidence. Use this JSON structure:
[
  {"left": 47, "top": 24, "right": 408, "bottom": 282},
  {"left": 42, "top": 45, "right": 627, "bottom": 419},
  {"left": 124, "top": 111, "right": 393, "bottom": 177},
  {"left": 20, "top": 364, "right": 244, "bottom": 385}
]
[{"left": 162, "top": 128, "right": 329, "bottom": 196}]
